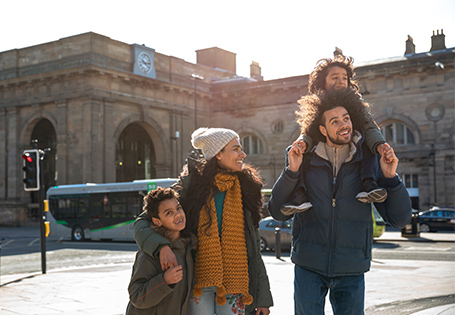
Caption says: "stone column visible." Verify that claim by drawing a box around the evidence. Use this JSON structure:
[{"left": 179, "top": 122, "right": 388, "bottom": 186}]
[
  {"left": 90, "top": 99, "right": 103, "bottom": 183},
  {"left": 104, "top": 100, "right": 115, "bottom": 183},
  {"left": 56, "top": 102, "right": 67, "bottom": 184},
  {"left": 6, "top": 107, "right": 18, "bottom": 199},
  {"left": 81, "top": 99, "right": 92, "bottom": 183}
]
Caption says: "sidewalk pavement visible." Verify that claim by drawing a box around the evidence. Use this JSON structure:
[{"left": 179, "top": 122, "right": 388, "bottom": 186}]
[{"left": 0, "top": 231, "right": 454, "bottom": 314}]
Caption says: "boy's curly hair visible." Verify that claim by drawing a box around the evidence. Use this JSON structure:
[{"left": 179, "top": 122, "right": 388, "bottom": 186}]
[
  {"left": 296, "top": 89, "right": 370, "bottom": 143},
  {"left": 308, "top": 55, "right": 359, "bottom": 94},
  {"left": 143, "top": 187, "right": 180, "bottom": 219}
]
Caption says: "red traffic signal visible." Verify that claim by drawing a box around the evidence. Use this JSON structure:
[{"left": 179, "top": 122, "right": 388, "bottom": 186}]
[{"left": 22, "top": 149, "right": 40, "bottom": 191}]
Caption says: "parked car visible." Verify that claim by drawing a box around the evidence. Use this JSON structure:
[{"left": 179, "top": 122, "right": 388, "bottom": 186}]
[
  {"left": 261, "top": 188, "right": 272, "bottom": 217},
  {"left": 372, "top": 205, "right": 386, "bottom": 238},
  {"left": 258, "top": 217, "right": 292, "bottom": 251},
  {"left": 417, "top": 207, "right": 455, "bottom": 232}
]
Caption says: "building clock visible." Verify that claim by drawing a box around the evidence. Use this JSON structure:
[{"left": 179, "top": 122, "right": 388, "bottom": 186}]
[
  {"left": 138, "top": 52, "right": 152, "bottom": 74},
  {"left": 132, "top": 44, "right": 156, "bottom": 78}
]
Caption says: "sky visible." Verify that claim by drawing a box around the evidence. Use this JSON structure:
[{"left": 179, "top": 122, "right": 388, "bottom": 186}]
[{"left": 2, "top": 0, "right": 454, "bottom": 80}]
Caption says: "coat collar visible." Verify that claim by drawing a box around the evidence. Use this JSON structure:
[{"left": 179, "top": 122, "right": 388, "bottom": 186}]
[{"left": 313, "top": 130, "right": 363, "bottom": 164}]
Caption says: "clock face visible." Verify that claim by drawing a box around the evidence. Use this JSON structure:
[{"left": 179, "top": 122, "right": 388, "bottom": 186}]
[{"left": 138, "top": 52, "right": 152, "bottom": 74}]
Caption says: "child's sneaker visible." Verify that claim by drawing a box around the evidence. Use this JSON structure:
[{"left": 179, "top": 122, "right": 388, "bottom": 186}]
[
  {"left": 280, "top": 189, "right": 313, "bottom": 216},
  {"left": 356, "top": 179, "right": 387, "bottom": 203}
]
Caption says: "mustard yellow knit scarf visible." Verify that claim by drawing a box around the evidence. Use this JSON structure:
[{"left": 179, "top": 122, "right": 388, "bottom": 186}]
[{"left": 192, "top": 172, "right": 253, "bottom": 306}]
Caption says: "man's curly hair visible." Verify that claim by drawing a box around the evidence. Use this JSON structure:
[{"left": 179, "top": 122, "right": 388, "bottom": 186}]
[
  {"left": 296, "top": 89, "right": 370, "bottom": 143},
  {"left": 308, "top": 55, "right": 359, "bottom": 94}
]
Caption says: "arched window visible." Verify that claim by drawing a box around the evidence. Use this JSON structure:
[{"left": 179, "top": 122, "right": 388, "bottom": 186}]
[
  {"left": 381, "top": 122, "right": 415, "bottom": 145},
  {"left": 240, "top": 134, "right": 263, "bottom": 155}
]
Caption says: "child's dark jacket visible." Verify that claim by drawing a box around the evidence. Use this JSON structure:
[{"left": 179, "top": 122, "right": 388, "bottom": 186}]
[{"left": 126, "top": 226, "right": 195, "bottom": 315}]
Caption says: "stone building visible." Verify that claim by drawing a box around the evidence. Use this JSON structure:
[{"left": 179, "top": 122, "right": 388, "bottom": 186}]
[{"left": 0, "top": 30, "right": 453, "bottom": 225}]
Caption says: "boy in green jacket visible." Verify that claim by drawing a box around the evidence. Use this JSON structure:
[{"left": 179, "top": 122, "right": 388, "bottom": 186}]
[{"left": 126, "top": 187, "right": 195, "bottom": 315}]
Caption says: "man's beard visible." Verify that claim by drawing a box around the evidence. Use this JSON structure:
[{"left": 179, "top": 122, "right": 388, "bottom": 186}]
[{"left": 327, "top": 129, "right": 352, "bottom": 145}]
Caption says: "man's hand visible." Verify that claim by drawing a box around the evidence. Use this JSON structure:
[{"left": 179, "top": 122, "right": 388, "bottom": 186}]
[
  {"left": 379, "top": 143, "right": 398, "bottom": 178},
  {"left": 159, "top": 246, "right": 178, "bottom": 271},
  {"left": 288, "top": 140, "right": 306, "bottom": 172},
  {"left": 163, "top": 265, "right": 183, "bottom": 285}
]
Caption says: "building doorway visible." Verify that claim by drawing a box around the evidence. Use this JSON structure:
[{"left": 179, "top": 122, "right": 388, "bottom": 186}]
[{"left": 116, "top": 123, "right": 156, "bottom": 182}]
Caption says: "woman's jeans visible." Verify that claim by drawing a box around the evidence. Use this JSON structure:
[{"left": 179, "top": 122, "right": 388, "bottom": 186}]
[
  {"left": 189, "top": 286, "right": 246, "bottom": 315},
  {"left": 294, "top": 265, "right": 365, "bottom": 315}
]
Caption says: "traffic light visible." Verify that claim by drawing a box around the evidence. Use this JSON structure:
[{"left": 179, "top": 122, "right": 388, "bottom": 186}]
[{"left": 22, "top": 149, "right": 40, "bottom": 191}]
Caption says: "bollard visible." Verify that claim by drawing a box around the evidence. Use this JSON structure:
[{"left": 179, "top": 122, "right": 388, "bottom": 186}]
[
  {"left": 401, "top": 211, "right": 420, "bottom": 238},
  {"left": 275, "top": 227, "right": 281, "bottom": 259}
]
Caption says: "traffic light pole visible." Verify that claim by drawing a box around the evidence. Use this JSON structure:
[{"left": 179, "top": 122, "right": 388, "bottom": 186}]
[
  {"left": 30, "top": 139, "right": 49, "bottom": 274},
  {"left": 39, "top": 152, "right": 46, "bottom": 274}
]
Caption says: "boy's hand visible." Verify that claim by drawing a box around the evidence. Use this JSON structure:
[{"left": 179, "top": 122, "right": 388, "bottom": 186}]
[
  {"left": 163, "top": 265, "right": 183, "bottom": 285},
  {"left": 377, "top": 143, "right": 392, "bottom": 163},
  {"left": 256, "top": 307, "right": 270, "bottom": 315},
  {"left": 288, "top": 140, "right": 306, "bottom": 172},
  {"left": 379, "top": 143, "right": 398, "bottom": 178},
  {"left": 159, "top": 246, "right": 178, "bottom": 271}
]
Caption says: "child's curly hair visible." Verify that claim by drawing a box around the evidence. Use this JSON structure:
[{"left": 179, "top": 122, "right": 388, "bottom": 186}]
[
  {"left": 143, "top": 187, "right": 180, "bottom": 219},
  {"left": 296, "top": 89, "right": 371, "bottom": 143},
  {"left": 308, "top": 55, "right": 359, "bottom": 94}
]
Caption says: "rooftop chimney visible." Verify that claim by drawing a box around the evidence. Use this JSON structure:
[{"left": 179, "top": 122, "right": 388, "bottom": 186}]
[
  {"left": 250, "top": 61, "right": 263, "bottom": 81},
  {"left": 430, "top": 29, "right": 446, "bottom": 52},
  {"left": 333, "top": 47, "right": 343, "bottom": 57},
  {"left": 196, "top": 47, "right": 236, "bottom": 74},
  {"left": 405, "top": 35, "right": 415, "bottom": 55}
]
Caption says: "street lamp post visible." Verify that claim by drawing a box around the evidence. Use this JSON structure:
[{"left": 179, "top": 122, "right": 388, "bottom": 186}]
[
  {"left": 192, "top": 73, "right": 204, "bottom": 129},
  {"left": 425, "top": 100, "right": 445, "bottom": 207}
]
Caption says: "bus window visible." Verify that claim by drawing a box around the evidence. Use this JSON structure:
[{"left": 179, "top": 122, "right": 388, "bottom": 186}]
[
  {"left": 89, "top": 195, "right": 103, "bottom": 219},
  {"left": 127, "top": 194, "right": 143, "bottom": 217},
  {"left": 111, "top": 194, "right": 127, "bottom": 218},
  {"left": 76, "top": 197, "right": 89, "bottom": 219},
  {"left": 49, "top": 198, "right": 59, "bottom": 218},
  {"left": 59, "top": 197, "right": 77, "bottom": 219}
]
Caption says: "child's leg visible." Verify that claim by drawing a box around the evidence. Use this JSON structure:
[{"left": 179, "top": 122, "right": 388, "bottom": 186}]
[
  {"left": 356, "top": 143, "right": 387, "bottom": 203},
  {"left": 360, "top": 142, "right": 379, "bottom": 182},
  {"left": 280, "top": 177, "right": 313, "bottom": 216}
]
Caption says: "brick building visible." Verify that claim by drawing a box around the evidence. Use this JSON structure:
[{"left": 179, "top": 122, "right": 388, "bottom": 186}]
[{"left": 0, "top": 31, "right": 453, "bottom": 225}]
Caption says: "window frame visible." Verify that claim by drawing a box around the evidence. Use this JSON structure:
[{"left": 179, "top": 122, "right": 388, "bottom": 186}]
[{"left": 381, "top": 122, "right": 415, "bottom": 146}]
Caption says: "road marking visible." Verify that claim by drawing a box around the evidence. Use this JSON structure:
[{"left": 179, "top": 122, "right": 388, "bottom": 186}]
[
  {"left": 28, "top": 238, "right": 40, "bottom": 246},
  {"left": 404, "top": 246, "right": 453, "bottom": 251},
  {"left": 1, "top": 240, "right": 14, "bottom": 247}
]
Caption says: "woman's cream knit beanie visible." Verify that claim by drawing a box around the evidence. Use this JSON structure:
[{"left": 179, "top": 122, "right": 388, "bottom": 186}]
[{"left": 191, "top": 127, "right": 239, "bottom": 160}]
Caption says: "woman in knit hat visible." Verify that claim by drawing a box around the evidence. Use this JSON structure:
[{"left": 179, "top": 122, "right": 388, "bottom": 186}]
[{"left": 134, "top": 127, "right": 273, "bottom": 315}]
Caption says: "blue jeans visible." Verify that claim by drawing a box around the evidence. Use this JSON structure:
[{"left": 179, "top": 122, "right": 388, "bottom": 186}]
[
  {"left": 189, "top": 286, "right": 246, "bottom": 315},
  {"left": 294, "top": 265, "right": 365, "bottom": 315}
]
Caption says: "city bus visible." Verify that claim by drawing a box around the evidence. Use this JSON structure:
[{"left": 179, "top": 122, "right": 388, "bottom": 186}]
[{"left": 46, "top": 178, "right": 177, "bottom": 241}]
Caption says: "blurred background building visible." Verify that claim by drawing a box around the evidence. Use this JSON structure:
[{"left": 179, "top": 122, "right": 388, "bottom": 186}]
[{"left": 0, "top": 30, "right": 453, "bottom": 225}]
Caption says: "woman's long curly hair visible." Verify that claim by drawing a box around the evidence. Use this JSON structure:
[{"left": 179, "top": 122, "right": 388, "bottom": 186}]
[
  {"left": 296, "top": 89, "right": 371, "bottom": 143},
  {"left": 308, "top": 55, "right": 359, "bottom": 94},
  {"left": 176, "top": 156, "right": 264, "bottom": 235}
]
